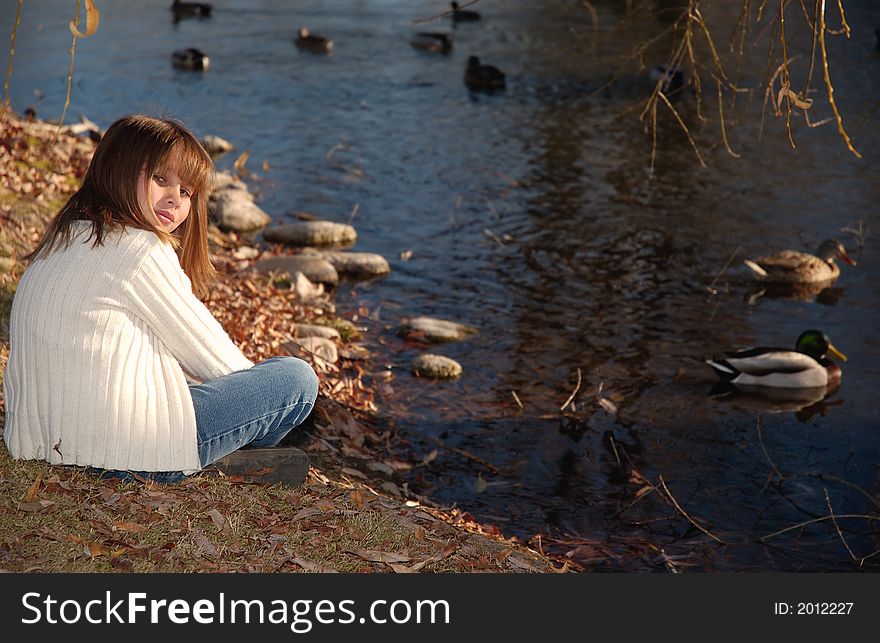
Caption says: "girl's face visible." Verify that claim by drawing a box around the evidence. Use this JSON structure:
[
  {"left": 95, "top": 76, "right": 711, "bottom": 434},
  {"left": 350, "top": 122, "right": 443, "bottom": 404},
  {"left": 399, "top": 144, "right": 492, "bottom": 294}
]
[{"left": 137, "top": 166, "right": 193, "bottom": 233}]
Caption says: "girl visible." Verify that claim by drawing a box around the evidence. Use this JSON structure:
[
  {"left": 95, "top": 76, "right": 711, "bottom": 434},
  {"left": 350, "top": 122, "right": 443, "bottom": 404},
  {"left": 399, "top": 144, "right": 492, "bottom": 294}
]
[{"left": 3, "top": 114, "right": 318, "bottom": 483}]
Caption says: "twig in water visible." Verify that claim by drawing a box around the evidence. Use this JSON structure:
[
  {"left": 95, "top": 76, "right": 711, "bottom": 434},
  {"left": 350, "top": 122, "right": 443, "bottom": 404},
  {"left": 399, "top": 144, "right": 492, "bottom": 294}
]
[
  {"left": 706, "top": 246, "right": 740, "bottom": 295},
  {"left": 659, "top": 475, "right": 728, "bottom": 544},
  {"left": 608, "top": 434, "right": 621, "bottom": 466},
  {"left": 346, "top": 203, "right": 360, "bottom": 226},
  {"left": 511, "top": 390, "right": 524, "bottom": 409},
  {"left": 824, "top": 488, "right": 857, "bottom": 562},
  {"left": 756, "top": 415, "right": 783, "bottom": 482},
  {"left": 483, "top": 228, "right": 505, "bottom": 248},
  {"left": 560, "top": 368, "right": 582, "bottom": 412},
  {"left": 759, "top": 513, "right": 880, "bottom": 541}
]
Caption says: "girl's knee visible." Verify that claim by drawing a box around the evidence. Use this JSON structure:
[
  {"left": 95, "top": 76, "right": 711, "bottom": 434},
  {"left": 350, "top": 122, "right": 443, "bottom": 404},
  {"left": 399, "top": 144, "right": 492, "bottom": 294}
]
[{"left": 272, "top": 356, "right": 319, "bottom": 402}]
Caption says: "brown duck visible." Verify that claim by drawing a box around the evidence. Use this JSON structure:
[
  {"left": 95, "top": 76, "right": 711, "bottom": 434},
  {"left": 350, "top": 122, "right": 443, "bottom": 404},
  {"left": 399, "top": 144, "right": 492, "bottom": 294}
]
[{"left": 743, "top": 238, "right": 855, "bottom": 284}]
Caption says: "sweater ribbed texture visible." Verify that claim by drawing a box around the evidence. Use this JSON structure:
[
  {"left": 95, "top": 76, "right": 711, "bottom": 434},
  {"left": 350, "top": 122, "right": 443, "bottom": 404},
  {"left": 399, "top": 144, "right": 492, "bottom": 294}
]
[{"left": 3, "top": 221, "right": 254, "bottom": 472}]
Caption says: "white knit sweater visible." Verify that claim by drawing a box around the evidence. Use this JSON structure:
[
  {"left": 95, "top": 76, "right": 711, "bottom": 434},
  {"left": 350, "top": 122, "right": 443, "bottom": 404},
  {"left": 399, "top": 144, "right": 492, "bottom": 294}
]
[{"left": 3, "top": 221, "right": 254, "bottom": 472}]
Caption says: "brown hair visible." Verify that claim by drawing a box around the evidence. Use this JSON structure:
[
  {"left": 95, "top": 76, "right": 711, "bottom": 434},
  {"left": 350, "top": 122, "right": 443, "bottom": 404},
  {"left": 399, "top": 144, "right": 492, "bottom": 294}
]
[{"left": 26, "top": 114, "right": 216, "bottom": 296}]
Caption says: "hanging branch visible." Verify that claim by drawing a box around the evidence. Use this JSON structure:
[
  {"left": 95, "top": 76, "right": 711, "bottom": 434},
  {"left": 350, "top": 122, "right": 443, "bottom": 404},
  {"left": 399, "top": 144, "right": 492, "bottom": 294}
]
[
  {"left": 3, "top": 0, "right": 23, "bottom": 112},
  {"left": 55, "top": 0, "right": 101, "bottom": 140},
  {"left": 816, "top": 0, "right": 860, "bottom": 157}
]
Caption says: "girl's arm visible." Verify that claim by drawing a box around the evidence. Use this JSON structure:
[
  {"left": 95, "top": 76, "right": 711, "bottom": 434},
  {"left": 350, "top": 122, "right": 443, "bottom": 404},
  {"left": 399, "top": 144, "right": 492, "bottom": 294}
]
[{"left": 124, "top": 241, "right": 254, "bottom": 382}]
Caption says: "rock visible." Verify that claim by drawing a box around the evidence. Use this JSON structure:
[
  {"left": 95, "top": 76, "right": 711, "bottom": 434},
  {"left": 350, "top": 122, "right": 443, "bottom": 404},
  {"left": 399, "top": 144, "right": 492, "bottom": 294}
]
[
  {"left": 208, "top": 190, "right": 271, "bottom": 232},
  {"left": 283, "top": 336, "right": 338, "bottom": 371},
  {"left": 292, "top": 323, "right": 341, "bottom": 340},
  {"left": 263, "top": 221, "right": 357, "bottom": 247},
  {"left": 412, "top": 354, "right": 462, "bottom": 379},
  {"left": 255, "top": 256, "right": 339, "bottom": 286},
  {"left": 403, "top": 316, "right": 478, "bottom": 343},
  {"left": 319, "top": 251, "right": 390, "bottom": 278},
  {"left": 212, "top": 171, "right": 248, "bottom": 193},
  {"left": 293, "top": 272, "right": 325, "bottom": 302},
  {"left": 202, "top": 134, "right": 234, "bottom": 156}
]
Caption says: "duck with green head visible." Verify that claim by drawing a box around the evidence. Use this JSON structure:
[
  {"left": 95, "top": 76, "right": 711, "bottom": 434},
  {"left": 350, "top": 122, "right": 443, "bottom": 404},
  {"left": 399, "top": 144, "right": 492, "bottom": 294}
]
[{"left": 706, "top": 329, "right": 846, "bottom": 389}]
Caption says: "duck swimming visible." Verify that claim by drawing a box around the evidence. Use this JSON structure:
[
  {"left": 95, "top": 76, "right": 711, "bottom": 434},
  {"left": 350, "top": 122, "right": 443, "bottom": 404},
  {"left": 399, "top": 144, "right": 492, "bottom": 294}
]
[
  {"left": 171, "top": 48, "right": 210, "bottom": 71},
  {"left": 171, "top": 1, "right": 212, "bottom": 18},
  {"left": 744, "top": 238, "right": 855, "bottom": 284},
  {"left": 410, "top": 32, "right": 453, "bottom": 54},
  {"left": 451, "top": 2, "right": 481, "bottom": 22},
  {"left": 706, "top": 329, "right": 846, "bottom": 389},
  {"left": 464, "top": 56, "right": 505, "bottom": 92},
  {"left": 296, "top": 27, "right": 333, "bottom": 53}
]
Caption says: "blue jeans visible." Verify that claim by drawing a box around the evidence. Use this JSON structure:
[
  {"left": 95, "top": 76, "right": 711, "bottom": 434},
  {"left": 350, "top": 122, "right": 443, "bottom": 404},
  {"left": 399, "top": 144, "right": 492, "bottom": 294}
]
[{"left": 94, "top": 357, "right": 319, "bottom": 483}]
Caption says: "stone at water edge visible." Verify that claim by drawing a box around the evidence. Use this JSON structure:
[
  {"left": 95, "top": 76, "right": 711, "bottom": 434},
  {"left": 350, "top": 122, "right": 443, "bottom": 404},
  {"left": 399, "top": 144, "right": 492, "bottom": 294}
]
[
  {"left": 283, "top": 336, "right": 339, "bottom": 372},
  {"left": 202, "top": 135, "right": 234, "bottom": 155},
  {"left": 263, "top": 221, "right": 357, "bottom": 247},
  {"left": 292, "top": 323, "right": 341, "bottom": 340},
  {"left": 255, "top": 256, "right": 339, "bottom": 286},
  {"left": 208, "top": 190, "right": 271, "bottom": 233},
  {"left": 318, "top": 251, "right": 391, "bottom": 278},
  {"left": 412, "top": 354, "right": 462, "bottom": 379},
  {"left": 403, "top": 316, "right": 478, "bottom": 343}
]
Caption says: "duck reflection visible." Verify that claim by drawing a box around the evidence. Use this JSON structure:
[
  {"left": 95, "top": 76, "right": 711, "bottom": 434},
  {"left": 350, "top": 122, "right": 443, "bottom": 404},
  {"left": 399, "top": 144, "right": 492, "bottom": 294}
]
[
  {"left": 745, "top": 282, "right": 845, "bottom": 306},
  {"left": 709, "top": 381, "right": 843, "bottom": 422}
]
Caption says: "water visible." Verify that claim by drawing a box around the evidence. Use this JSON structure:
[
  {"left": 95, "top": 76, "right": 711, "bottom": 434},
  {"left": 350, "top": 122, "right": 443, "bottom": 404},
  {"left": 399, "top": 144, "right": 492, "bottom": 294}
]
[{"left": 3, "top": 0, "right": 880, "bottom": 571}]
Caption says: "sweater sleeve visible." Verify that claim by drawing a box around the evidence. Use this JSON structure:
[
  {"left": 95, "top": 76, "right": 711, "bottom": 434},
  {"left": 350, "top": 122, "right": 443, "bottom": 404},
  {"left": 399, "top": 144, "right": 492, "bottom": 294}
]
[{"left": 123, "top": 240, "right": 254, "bottom": 382}]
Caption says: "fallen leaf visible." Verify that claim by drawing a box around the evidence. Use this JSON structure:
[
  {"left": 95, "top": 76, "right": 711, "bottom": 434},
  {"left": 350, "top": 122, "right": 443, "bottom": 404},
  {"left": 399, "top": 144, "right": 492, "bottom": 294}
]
[
  {"left": 291, "top": 507, "right": 324, "bottom": 522},
  {"left": 367, "top": 461, "right": 394, "bottom": 476},
  {"left": 17, "top": 500, "right": 55, "bottom": 512},
  {"left": 206, "top": 508, "right": 230, "bottom": 534},
  {"left": 85, "top": 541, "right": 109, "bottom": 558},
  {"left": 193, "top": 530, "right": 218, "bottom": 558},
  {"left": 291, "top": 557, "right": 339, "bottom": 573},
  {"left": 341, "top": 467, "right": 367, "bottom": 480},
  {"left": 112, "top": 521, "right": 146, "bottom": 533},
  {"left": 346, "top": 548, "right": 410, "bottom": 564},
  {"left": 23, "top": 474, "right": 43, "bottom": 502},
  {"left": 420, "top": 450, "right": 439, "bottom": 466},
  {"left": 388, "top": 543, "right": 456, "bottom": 573}
]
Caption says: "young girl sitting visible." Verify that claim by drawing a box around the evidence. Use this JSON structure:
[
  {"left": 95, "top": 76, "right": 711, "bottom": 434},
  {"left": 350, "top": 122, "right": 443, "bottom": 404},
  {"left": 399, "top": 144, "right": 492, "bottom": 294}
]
[{"left": 3, "top": 114, "right": 319, "bottom": 483}]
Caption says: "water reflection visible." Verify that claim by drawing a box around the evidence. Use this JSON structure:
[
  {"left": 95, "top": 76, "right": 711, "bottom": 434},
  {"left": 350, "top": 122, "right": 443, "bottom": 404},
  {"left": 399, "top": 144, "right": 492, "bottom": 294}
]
[{"left": 709, "top": 382, "right": 844, "bottom": 422}]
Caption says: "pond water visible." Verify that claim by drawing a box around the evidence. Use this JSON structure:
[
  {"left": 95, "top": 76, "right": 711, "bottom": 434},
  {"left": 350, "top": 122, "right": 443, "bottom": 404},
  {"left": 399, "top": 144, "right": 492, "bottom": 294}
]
[{"left": 3, "top": 0, "right": 880, "bottom": 571}]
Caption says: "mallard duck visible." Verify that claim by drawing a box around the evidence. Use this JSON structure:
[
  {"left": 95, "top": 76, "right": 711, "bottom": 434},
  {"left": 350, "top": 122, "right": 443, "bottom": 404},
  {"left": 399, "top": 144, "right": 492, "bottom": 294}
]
[
  {"left": 451, "top": 2, "right": 481, "bottom": 22},
  {"left": 171, "top": 48, "right": 210, "bottom": 71},
  {"left": 744, "top": 238, "right": 855, "bottom": 284},
  {"left": 410, "top": 32, "right": 453, "bottom": 54},
  {"left": 171, "top": 1, "right": 212, "bottom": 18},
  {"left": 296, "top": 27, "right": 333, "bottom": 53},
  {"left": 464, "top": 56, "right": 505, "bottom": 92},
  {"left": 706, "top": 329, "right": 846, "bottom": 389}
]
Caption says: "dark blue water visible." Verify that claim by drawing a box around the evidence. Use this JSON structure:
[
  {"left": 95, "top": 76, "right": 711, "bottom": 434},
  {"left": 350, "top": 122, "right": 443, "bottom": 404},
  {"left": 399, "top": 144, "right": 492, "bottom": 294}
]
[{"left": 3, "top": 0, "right": 880, "bottom": 570}]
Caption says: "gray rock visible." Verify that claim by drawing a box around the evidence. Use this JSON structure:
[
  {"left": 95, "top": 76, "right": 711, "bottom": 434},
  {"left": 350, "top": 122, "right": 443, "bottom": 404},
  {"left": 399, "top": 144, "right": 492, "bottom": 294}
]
[
  {"left": 263, "top": 221, "right": 357, "bottom": 247},
  {"left": 412, "top": 354, "right": 462, "bottom": 379},
  {"left": 284, "top": 336, "right": 338, "bottom": 367},
  {"left": 403, "top": 316, "right": 478, "bottom": 343},
  {"left": 319, "top": 251, "right": 390, "bottom": 278},
  {"left": 212, "top": 171, "right": 248, "bottom": 193},
  {"left": 202, "top": 135, "right": 234, "bottom": 156},
  {"left": 208, "top": 190, "right": 270, "bottom": 232},
  {"left": 255, "top": 256, "right": 339, "bottom": 286},
  {"left": 292, "top": 323, "right": 341, "bottom": 340}
]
